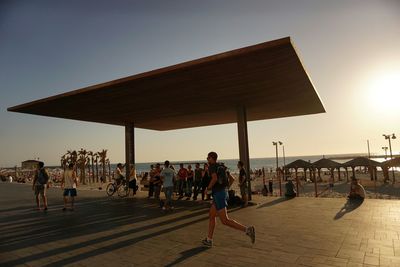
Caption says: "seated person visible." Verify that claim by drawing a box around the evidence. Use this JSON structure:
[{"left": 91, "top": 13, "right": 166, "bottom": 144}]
[
  {"left": 285, "top": 179, "right": 297, "bottom": 198},
  {"left": 348, "top": 176, "right": 366, "bottom": 200}
]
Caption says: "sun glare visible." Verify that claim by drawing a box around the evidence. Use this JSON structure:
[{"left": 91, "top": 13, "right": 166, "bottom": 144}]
[{"left": 366, "top": 71, "right": 400, "bottom": 116}]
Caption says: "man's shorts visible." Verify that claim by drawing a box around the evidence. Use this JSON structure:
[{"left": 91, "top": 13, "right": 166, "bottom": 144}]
[
  {"left": 212, "top": 190, "right": 228, "bottom": 211},
  {"left": 240, "top": 185, "right": 248, "bottom": 196},
  {"left": 34, "top": 184, "right": 46, "bottom": 196},
  {"left": 63, "top": 188, "right": 77, "bottom": 197},
  {"left": 163, "top": 186, "right": 173, "bottom": 202}
]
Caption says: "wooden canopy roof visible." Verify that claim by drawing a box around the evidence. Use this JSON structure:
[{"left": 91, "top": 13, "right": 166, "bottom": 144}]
[
  {"left": 343, "top": 157, "right": 382, "bottom": 168},
  {"left": 8, "top": 37, "right": 325, "bottom": 131},
  {"left": 382, "top": 157, "right": 400, "bottom": 168},
  {"left": 313, "top": 158, "right": 342, "bottom": 169},
  {"left": 285, "top": 159, "right": 314, "bottom": 169}
]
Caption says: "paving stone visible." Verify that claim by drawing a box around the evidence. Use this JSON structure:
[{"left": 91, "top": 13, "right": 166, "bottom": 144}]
[{"left": 2, "top": 183, "right": 400, "bottom": 266}]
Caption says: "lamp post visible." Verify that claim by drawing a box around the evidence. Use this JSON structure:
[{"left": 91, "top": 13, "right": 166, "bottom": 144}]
[
  {"left": 278, "top": 141, "right": 286, "bottom": 175},
  {"left": 273, "top": 141, "right": 282, "bottom": 196},
  {"left": 383, "top": 133, "right": 396, "bottom": 182},
  {"left": 382, "top": 146, "right": 388, "bottom": 159}
]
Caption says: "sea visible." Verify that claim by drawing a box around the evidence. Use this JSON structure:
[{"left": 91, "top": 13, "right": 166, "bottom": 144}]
[{"left": 110, "top": 153, "right": 392, "bottom": 174}]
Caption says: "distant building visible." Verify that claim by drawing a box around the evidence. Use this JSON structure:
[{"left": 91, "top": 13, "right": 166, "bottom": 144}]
[{"left": 21, "top": 160, "right": 40, "bottom": 169}]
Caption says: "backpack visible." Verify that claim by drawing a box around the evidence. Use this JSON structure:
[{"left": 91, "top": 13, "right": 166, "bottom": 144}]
[
  {"left": 216, "top": 164, "right": 228, "bottom": 187},
  {"left": 37, "top": 169, "right": 49, "bottom": 185}
]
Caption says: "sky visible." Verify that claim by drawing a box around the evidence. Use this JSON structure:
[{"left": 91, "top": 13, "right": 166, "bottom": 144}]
[{"left": 0, "top": 0, "right": 399, "bottom": 167}]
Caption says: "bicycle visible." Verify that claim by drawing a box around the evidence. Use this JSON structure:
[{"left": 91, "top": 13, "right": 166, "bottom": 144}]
[{"left": 106, "top": 178, "right": 130, "bottom": 197}]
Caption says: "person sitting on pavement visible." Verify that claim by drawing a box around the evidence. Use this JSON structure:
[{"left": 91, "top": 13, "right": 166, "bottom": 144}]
[
  {"left": 285, "top": 178, "right": 297, "bottom": 198},
  {"left": 348, "top": 176, "right": 366, "bottom": 201}
]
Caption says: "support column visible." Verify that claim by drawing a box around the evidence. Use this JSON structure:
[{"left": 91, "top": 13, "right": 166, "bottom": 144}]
[
  {"left": 125, "top": 123, "right": 135, "bottom": 183},
  {"left": 237, "top": 106, "right": 251, "bottom": 200}
]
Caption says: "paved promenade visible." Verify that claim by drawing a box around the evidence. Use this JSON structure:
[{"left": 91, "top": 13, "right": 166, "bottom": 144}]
[{"left": 1, "top": 183, "right": 400, "bottom": 266}]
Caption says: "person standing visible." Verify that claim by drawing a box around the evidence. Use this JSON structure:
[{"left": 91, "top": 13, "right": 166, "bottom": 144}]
[
  {"left": 61, "top": 163, "right": 78, "bottom": 211},
  {"left": 193, "top": 163, "right": 203, "bottom": 200},
  {"left": 237, "top": 161, "right": 248, "bottom": 207},
  {"left": 148, "top": 165, "right": 155, "bottom": 198},
  {"left": 32, "top": 161, "right": 50, "bottom": 211},
  {"left": 153, "top": 163, "right": 162, "bottom": 200},
  {"left": 202, "top": 152, "right": 255, "bottom": 247},
  {"left": 186, "top": 165, "right": 194, "bottom": 200},
  {"left": 201, "top": 163, "right": 211, "bottom": 201},
  {"left": 177, "top": 164, "right": 188, "bottom": 199},
  {"left": 160, "top": 160, "right": 176, "bottom": 211},
  {"left": 129, "top": 165, "right": 139, "bottom": 195}
]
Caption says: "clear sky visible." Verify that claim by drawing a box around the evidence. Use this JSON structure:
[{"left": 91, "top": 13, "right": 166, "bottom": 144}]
[{"left": 1, "top": 0, "right": 399, "bottom": 167}]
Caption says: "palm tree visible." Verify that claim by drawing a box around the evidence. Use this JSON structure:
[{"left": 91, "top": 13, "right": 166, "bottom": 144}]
[
  {"left": 88, "top": 151, "right": 96, "bottom": 184},
  {"left": 60, "top": 153, "right": 68, "bottom": 170},
  {"left": 95, "top": 153, "right": 99, "bottom": 183},
  {"left": 106, "top": 158, "right": 111, "bottom": 181},
  {"left": 77, "top": 148, "right": 88, "bottom": 185},
  {"left": 67, "top": 150, "right": 78, "bottom": 166},
  {"left": 86, "top": 156, "right": 91, "bottom": 185},
  {"left": 98, "top": 149, "right": 108, "bottom": 182}
]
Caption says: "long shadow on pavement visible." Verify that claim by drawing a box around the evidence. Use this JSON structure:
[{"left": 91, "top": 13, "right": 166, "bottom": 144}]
[
  {"left": 334, "top": 198, "right": 364, "bottom": 220},
  {"left": 256, "top": 197, "right": 293, "bottom": 209},
  {"left": 164, "top": 246, "right": 210, "bottom": 267},
  {"left": 0, "top": 186, "right": 244, "bottom": 267}
]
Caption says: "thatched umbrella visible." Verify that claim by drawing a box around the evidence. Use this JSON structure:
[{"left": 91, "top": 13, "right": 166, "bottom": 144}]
[
  {"left": 382, "top": 157, "right": 400, "bottom": 167},
  {"left": 313, "top": 158, "right": 343, "bottom": 182},
  {"left": 285, "top": 159, "right": 315, "bottom": 197},
  {"left": 343, "top": 157, "right": 381, "bottom": 181},
  {"left": 382, "top": 157, "right": 400, "bottom": 183}
]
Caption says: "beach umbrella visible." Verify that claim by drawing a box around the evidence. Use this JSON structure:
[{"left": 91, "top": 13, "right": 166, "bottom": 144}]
[
  {"left": 285, "top": 159, "right": 315, "bottom": 197},
  {"left": 313, "top": 158, "right": 343, "bottom": 182},
  {"left": 382, "top": 157, "right": 400, "bottom": 168},
  {"left": 381, "top": 158, "right": 400, "bottom": 183},
  {"left": 343, "top": 157, "right": 381, "bottom": 180}
]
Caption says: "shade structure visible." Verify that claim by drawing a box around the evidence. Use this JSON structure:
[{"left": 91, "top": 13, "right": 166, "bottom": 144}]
[
  {"left": 343, "top": 157, "right": 382, "bottom": 168},
  {"left": 8, "top": 37, "right": 326, "bottom": 200},
  {"left": 382, "top": 157, "right": 400, "bottom": 168},
  {"left": 7, "top": 37, "right": 325, "bottom": 131},
  {"left": 313, "top": 158, "right": 342, "bottom": 169},
  {"left": 285, "top": 159, "right": 314, "bottom": 170}
]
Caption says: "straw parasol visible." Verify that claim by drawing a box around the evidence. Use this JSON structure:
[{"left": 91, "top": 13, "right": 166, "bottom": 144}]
[
  {"left": 313, "top": 158, "right": 343, "bottom": 181},
  {"left": 285, "top": 159, "right": 315, "bottom": 197},
  {"left": 381, "top": 157, "right": 400, "bottom": 183},
  {"left": 343, "top": 157, "right": 381, "bottom": 180}
]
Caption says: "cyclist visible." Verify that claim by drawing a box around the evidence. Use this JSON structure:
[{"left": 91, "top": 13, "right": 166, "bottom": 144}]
[{"left": 115, "top": 163, "right": 125, "bottom": 185}]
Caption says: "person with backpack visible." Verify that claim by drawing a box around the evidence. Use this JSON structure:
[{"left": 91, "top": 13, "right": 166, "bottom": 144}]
[
  {"left": 32, "top": 161, "right": 50, "bottom": 211},
  {"left": 61, "top": 163, "right": 78, "bottom": 211},
  {"left": 201, "top": 152, "right": 255, "bottom": 247}
]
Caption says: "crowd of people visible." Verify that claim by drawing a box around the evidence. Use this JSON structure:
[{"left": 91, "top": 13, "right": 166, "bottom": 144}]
[{"left": 141, "top": 159, "right": 251, "bottom": 209}]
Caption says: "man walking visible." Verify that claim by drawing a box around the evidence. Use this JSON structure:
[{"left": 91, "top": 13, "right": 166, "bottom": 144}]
[
  {"left": 202, "top": 152, "right": 255, "bottom": 247},
  {"left": 160, "top": 160, "right": 176, "bottom": 211},
  {"left": 32, "top": 161, "right": 49, "bottom": 211}
]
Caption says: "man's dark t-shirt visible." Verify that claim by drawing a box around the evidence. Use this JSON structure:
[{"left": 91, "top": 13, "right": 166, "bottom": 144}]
[
  {"left": 208, "top": 163, "right": 226, "bottom": 193},
  {"left": 239, "top": 168, "right": 247, "bottom": 187}
]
